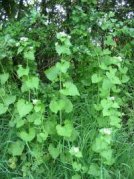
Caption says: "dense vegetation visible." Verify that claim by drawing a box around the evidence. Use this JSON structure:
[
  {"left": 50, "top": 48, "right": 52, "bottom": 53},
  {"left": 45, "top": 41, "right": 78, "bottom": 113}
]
[{"left": 0, "top": 0, "right": 134, "bottom": 178}]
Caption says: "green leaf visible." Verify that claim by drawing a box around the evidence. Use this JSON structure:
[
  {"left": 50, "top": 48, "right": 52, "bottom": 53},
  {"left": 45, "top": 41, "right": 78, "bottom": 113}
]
[
  {"left": 0, "top": 103, "right": 8, "bottom": 115},
  {"left": 64, "top": 98, "right": 73, "bottom": 113},
  {"left": 55, "top": 44, "right": 71, "bottom": 55},
  {"left": 26, "top": 76, "right": 39, "bottom": 89},
  {"left": 91, "top": 74, "right": 102, "bottom": 83},
  {"left": 104, "top": 36, "right": 116, "bottom": 47},
  {"left": 101, "top": 99, "right": 112, "bottom": 116},
  {"left": 119, "top": 67, "right": 128, "bottom": 74},
  {"left": 106, "top": 68, "right": 121, "bottom": 84},
  {"left": 100, "top": 149, "right": 114, "bottom": 165},
  {"left": 72, "top": 162, "right": 82, "bottom": 171},
  {"left": 45, "top": 120, "right": 57, "bottom": 135},
  {"left": 8, "top": 141, "right": 25, "bottom": 156},
  {"left": 21, "top": 76, "right": 39, "bottom": 92},
  {"left": 112, "top": 101, "right": 120, "bottom": 108},
  {"left": 110, "top": 116, "right": 121, "bottom": 128},
  {"left": 18, "top": 127, "right": 36, "bottom": 142},
  {"left": 49, "top": 98, "right": 73, "bottom": 113},
  {"left": 17, "top": 99, "right": 33, "bottom": 117},
  {"left": 56, "top": 120, "right": 73, "bottom": 138},
  {"left": 121, "top": 75, "right": 129, "bottom": 83},
  {"left": 17, "top": 65, "right": 29, "bottom": 78},
  {"left": 24, "top": 50, "right": 35, "bottom": 61},
  {"left": 102, "top": 49, "right": 111, "bottom": 55},
  {"left": 60, "top": 152, "right": 72, "bottom": 163},
  {"left": 60, "top": 82, "right": 80, "bottom": 96},
  {"left": 34, "top": 117, "right": 42, "bottom": 125},
  {"left": 34, "top": 101, "right": 45, "bottom": 113},
  {"left": 48, "top": 144, "right": 60, "bottom": 159},
  {"left": 16, "top": 118, "right": 25, "bottom": 128},
  {"left": 37, "top": 132, "right": 48, "bottom": 143},
  {"left": 31, "top": 145, "right": 43, "bottom": 159},
  {"left": 4, "top": 95, "right": 16, "bottom": 106},
  {"left": 91, "top": 0, "right": 97, "bottom": 4},
  {"left": 56, "top": 60, "right": 70, "bottom": 73},
  {"left": 102, "top": 79, "right": 112, "bottom": 91},
  {"left": 88, "top": 164, "right": 100, "bottom": 177},
  {"left": 49, "top": 99, "right": 64, "bottom": 113},
  {"left": 45, "top": 66, "right": 59, "bottom": 81},
  {"left": 68, "top": 129, "right": 79, "bottom": 142},
  {"left": 92, "top": 135, "right": 111, "bottom": 153},
  {"left": 27, "top": 112, "right": 42, "bottom": 123},
  {"left": 0, "top": 73, "right": 9, "bottom": 85},
  {"left": 72, "top": 174, "right": 81, "bottom": 179},
  {"left": 112, "top": 86, "right": 121, "bottom": 93},
  {"left": 0, "top": 88, "right": 5, "bottom": 96}
]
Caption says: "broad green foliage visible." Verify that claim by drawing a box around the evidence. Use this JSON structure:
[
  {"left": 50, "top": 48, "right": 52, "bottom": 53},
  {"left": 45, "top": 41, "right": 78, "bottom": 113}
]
[
  {"left": 56, "top": 120, "right": 73, "bottom": 138},
  {"left": 49, "top": 98, "right": 73, "bottom": 113},
  {"left": 21, "top": 76, "right": 39, "bottom": 92},
  {"left": 17, "top": 65, "right": 29, "bottom": 78},
  {"left": 37, "top": 132, "right": 48, "bottom": 143},
  {"left": 0, "top": 103, "right": 8, "bottom": 114},
  {"left": 0, "top": 1, "right": 133, "bottom": 179},
  {"left": 8, "top": 141, "right": 25, "bottom": 156},
  {"left": 45, "top": 66, "right": 59, "bottom": 81},
  {"left": 72, "top": 174, "right": 81, "bottom": 179},
  {"left": 60, "top": 82, "right": 80, "bottom": 96},
  {"left": 0, "top": 73, "right": 9, "bottom": 84},
  {"left": 91, "top": 54, "right": 128, "bottom": 165},
  {"left": 48, "top": 144, "right": 61, "bottom": 159},
  {"left": 91, "top": 73, "right": 102, "bottom": 83},
  {"left": 3, "top": 95, "right": 16, "bottom": 106},
  {"left": 17, "top": 99, "right": 33, "bottom": 117},
  {"left": 18, "top": 127, "right": 36, "bottom": 142}
]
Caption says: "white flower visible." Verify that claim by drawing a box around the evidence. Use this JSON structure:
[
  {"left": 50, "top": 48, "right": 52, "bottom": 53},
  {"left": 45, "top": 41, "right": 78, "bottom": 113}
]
[
  {"left": 55, "top": 42, "right": 58, "bottom": 46},
  {"left": 100, "top": 128, "right": 112, "bottom": 135},
  {"left": 88, "top": 27, "right": 92, "bottom": 33},
  {"left": 59, "top": 32, "right": 67, "bottom": 36},
  {"left": 69, "top": 146, "right": 79, "bottom": 154},
  {"left": 96, "top": 42, "right": 100, "bottom": 47},
  {"left": 98, "top": 20, "right": 102, "bottom": 26},
  {"left": 44, "top": 20, "right": 49, "bottom": 26},
  {"left": 68, "top": 35, "right": 71, "bottom": 39},
  {"left": 109, "top": 96, "right": 115, "bottom": 101},
  {"left": 73, "top": 147, "right": 79, "bottom": 153},
  {"left": 58, "top": 32, "right": 71, "bottom": 39},
  {"left": 16, "top": 42, "right": 20, "bottom": 47},
  {"left": 29, "top": 0, "right": 35, "bottom": 5},
  {"left": 117, "top": 56, "right": 123, "bottom": 62},
  {"left": 69, "top": 146, "right": 82, "bottom": 158},
  {"left": 29, "top": 46, "right": 33, "bottom": 50},
  {"left": 32, "top": 99, "right": 38, "bottom": 105},
  {"left": 20, "top": 37, "right": 28, "bottom": 42}
]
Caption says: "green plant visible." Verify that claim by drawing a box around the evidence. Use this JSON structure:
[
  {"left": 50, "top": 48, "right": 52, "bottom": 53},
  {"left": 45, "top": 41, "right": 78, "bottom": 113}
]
[{"left": 0, "top": 1, "right": 133, "bottom": 179}]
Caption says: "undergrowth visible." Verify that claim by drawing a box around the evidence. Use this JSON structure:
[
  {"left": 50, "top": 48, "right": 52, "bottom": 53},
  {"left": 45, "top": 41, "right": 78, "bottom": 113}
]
[{"left": 0, "top": 6, "right": 134, "bottom": 179}]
